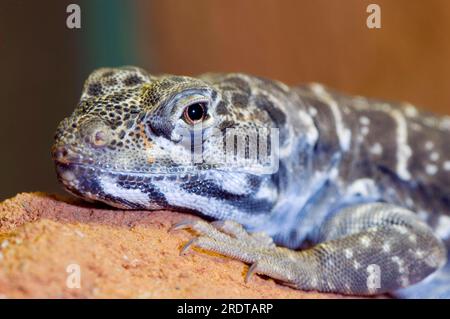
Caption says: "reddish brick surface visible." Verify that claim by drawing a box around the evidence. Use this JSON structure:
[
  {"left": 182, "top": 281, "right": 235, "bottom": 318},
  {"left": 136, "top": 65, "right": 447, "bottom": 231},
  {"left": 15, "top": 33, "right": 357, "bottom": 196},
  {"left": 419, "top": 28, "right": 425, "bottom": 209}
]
[{"left": 0, "top": 193, "right": 366, "bottom": 298}]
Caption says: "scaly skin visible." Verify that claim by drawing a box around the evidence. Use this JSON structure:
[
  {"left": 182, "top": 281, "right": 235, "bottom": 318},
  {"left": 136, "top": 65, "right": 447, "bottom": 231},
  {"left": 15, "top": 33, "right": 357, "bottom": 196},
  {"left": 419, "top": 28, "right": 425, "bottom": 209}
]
[{"left": 52, "top": 66, "right": 450, "bottom": 298}]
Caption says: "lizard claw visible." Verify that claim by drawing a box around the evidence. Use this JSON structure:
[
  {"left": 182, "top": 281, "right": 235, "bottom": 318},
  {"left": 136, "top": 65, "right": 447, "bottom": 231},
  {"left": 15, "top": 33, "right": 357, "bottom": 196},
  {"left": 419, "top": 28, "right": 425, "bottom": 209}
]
[
  {"left": 245, "top": 262, "right": 259, "bottom": 283},
  {"left": 180, "top": 237, "right": 198, "bottom": 255},
  {"left": 170, "top": 220, "right": 196, "bottom": 232}
]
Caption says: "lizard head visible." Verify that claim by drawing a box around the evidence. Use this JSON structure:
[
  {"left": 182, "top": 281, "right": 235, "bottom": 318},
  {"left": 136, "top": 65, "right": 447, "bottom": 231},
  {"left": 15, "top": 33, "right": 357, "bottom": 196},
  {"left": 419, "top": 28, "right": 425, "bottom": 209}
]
[{"left": 53, "top": 66, "right": 285, "bottom": 222}]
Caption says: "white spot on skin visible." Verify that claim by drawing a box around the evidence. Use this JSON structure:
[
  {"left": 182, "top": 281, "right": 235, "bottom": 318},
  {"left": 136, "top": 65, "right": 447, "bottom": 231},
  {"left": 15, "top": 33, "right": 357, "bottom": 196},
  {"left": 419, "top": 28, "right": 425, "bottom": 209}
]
[
  {"left": 425, "top": 164, "right": 438, "bottom": 175},
  {"left": 443, "top": 161, "right": 450, "bottom": 171},
  {"left": 361, "top": 126, "right": 370, "bottom": 136},
  {"left": 370, "top": 143, "right": 383, "bottom": 155},
  {"left": 391, "top": 256, "right": 407, "bottom": 274},
  {"left": 353, "top": 260, "right": 361, "bottom": 270},
  {"left": 344, "top": 248, "right": 354, "bottom": 259},
  {"left": 297, "top": 109, "right": 319, "bottom": 145},
  {"left": 408, "top": 234, "right": 417, "bottom": 243},
  {"left": 310, "top": 84, "right": 351, "bottom": 151},
  {"left": 405, "top": 197, "right": 414, "bottom": 207},
  {"left": 360, "top": 236, "right": 371, "bottom": 247},
  {"left": 415, "top": 250, "right": 426, "bottom": 258},
  {"left": 309, "top": 107, "right": 318, "bottom": 116},
  {"left": 440, "top": 116, "right": 450, "bottom": 130},
  {"left": 404, "top": 103, "right": 418, "bottom": 117},
  {"left": 254, "top": 185, "right": 277, "bottom": 201},
  {"left": 425, "top": 117, "right": 439, "bottom": 128},
  {"left": 430, "top": 152, "right": 440, "bottom": 161},
  {"left": 393, "top": 225, "right": 408, "bottom": 234},
  {"left": 425, "top": 141, "right": 434, "bottom": 150},
  {"left": 354, "top": 96, "right": 368, "bottom": 108},
  {"left": 382, "top": 243, "right": 391, "bottom": 253},
  {"left": 359, "top": 116, "right": 370, "bottom": 126},
  {"left": 423, "top": 247, "right": 445, "bottom": 268},
  {"left": 61, "top": 170, "right": 76, "bottom": 182},
  {"left": 434, "top": 216, "right": 450, "bottom": 239}
]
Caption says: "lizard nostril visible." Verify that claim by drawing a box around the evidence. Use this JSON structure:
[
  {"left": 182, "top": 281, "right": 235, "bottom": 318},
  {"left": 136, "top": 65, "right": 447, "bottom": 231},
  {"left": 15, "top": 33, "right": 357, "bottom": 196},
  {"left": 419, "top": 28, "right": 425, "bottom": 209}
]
[
  {"left": 53, "top": 147, "right": 64, "bottom": 161},
  {"left": 52, "top": 145, "right": 76, "bottom": 164}
]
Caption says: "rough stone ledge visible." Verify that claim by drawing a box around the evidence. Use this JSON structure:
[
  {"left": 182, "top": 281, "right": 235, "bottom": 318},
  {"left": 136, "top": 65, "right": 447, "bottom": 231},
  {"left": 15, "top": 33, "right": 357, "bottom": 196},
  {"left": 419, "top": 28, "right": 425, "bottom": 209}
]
[{"left": 0, "top": 192, "right": 368, "bottom": 298}]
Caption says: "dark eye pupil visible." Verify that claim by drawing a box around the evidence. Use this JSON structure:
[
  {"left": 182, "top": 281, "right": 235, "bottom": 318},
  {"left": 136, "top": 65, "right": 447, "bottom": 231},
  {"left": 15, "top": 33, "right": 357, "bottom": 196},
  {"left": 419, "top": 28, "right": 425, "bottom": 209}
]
[{"left": 186, "top": 103, "right": 205, "bottom": 122}]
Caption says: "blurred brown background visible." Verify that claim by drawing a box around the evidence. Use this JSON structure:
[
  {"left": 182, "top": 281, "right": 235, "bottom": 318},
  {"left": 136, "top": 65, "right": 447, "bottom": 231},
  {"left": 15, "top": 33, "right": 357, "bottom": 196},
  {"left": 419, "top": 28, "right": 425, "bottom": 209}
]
[{"left": 0, "top": 0, "right": 449, "bottom": 200}]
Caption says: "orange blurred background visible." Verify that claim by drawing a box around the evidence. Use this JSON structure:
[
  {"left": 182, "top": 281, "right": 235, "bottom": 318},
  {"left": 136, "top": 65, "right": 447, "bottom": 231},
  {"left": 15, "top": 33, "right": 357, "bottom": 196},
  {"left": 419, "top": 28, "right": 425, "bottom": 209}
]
[{"left": 143, "top": 0, "right": 450, "bottom": 114}]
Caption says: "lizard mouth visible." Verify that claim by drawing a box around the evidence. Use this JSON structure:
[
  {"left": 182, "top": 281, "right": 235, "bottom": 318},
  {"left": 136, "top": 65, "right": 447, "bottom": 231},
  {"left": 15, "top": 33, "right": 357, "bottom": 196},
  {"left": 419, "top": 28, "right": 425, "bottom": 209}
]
[{"left": 54, "top": 162, "right": 175, "bottom": 210}]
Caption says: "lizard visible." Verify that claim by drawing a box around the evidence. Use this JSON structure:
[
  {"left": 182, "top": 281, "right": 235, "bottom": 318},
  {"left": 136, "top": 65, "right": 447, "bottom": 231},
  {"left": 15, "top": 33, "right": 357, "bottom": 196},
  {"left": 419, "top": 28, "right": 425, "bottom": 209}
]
[{"left": 52, "top": 66, "right": 450, "bottom": 298}]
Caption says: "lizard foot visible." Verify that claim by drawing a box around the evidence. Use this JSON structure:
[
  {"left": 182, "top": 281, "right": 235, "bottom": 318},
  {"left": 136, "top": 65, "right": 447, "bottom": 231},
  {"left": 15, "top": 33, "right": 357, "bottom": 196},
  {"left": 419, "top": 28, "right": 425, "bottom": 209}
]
[{"left": 171, "top": 219, "right": 303, "bottom": 286}]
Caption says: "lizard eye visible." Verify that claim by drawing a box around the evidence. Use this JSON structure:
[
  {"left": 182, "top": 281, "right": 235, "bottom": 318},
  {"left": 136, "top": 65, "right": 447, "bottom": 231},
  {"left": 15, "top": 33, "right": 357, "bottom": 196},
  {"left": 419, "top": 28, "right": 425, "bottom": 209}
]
[{"left": 183, "top": 102, "right": 207, "bottom": 125}]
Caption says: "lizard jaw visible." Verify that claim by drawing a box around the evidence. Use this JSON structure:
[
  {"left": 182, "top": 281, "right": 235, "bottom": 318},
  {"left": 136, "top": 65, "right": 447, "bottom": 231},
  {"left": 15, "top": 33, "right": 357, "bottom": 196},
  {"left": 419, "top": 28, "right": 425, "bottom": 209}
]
[{"left": 54, "top": 162, "right": 174, "bottom": 210}]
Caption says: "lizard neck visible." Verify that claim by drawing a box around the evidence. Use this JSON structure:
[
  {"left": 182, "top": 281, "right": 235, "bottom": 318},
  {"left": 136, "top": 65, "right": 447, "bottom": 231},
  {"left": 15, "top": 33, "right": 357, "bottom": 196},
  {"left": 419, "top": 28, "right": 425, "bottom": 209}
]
[{"left": 250, "top": 88, "right": 346, "bottom": 247}]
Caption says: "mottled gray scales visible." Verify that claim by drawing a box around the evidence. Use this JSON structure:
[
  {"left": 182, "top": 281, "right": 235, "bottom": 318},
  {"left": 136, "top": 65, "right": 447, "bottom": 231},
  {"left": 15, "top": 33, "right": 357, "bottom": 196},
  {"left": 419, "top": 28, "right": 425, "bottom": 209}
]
[{"left": 53, "top": 67, "right": 450, "bottom": 298}]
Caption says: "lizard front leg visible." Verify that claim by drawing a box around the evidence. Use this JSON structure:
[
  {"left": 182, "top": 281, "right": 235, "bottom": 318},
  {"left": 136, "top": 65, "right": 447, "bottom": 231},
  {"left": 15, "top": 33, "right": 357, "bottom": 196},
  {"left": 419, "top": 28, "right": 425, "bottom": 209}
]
[{"left": 171, "top": 203, "right": 447, "bottom": 295}]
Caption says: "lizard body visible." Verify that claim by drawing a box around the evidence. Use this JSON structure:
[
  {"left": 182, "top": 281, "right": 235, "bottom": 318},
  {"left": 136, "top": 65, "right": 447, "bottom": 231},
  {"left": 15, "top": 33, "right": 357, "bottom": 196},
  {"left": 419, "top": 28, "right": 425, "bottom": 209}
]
[{"left": 52, "top": 66, "right": 450, "bottom": 298}]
